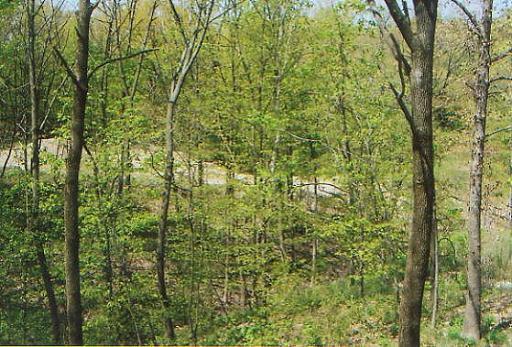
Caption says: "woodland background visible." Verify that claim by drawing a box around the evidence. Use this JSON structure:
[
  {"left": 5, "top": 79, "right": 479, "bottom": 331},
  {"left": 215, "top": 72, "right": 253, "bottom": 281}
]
[{"left": 1, "top": 0, "right": 512, "bottom": 345}]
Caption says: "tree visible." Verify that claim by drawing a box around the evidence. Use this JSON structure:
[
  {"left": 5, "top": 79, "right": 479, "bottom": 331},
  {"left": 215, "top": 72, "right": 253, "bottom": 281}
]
[
  {"left": 449, "top": 0, "right": 511, "bottom": 340},
  {"left": 156, "top": 0, "right": 215, "bottom": 339},
  {"left": 55, "top": 0, "right": 96, "bottom": 343},
  {"left": 378, "top": 1, "right": 438, "bottom": 345},
  {"left": 26, "top": 0, "right": 62, "bottom": 342}
]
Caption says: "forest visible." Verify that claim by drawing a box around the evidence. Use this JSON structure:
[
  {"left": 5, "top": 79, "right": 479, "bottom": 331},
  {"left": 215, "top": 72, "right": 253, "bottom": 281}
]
[{"left": 1, "top": 0, "right": 512, "bottom": 345}]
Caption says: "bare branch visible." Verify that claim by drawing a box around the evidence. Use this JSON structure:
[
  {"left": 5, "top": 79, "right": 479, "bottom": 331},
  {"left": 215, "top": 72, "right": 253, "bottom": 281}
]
[
  {"left": 383, "top": 0, "right": 416, "bottom": 50},
  {"left": 88, "top": 48, "right": 158, "bottom": 79},
  {"left": 490, "top": 76, "right": 512, "bottom": 84},
  {"left": 150, "top": 152, "right": 165, "bottom": 179},
  {"left": 390, "top": 33, "right": 411, "bottom": 76},
  {"left": 486, "top": 125, "right": 512, "bottom": 139},
  {"left": 187, "top": 1, "right": 215, "bottom": 71},
  {"left": 389, "top": 82, "right": 413, "bottom": 128},
  {"left": 293, "top": 182, "right": 345, "bottom": 192},
  {"left": 285, "top": 131, "right": 321, "bottom": 143},
  {"left": 129, "top": 0, "right": 158, "bottom": 100},
  {"left": 90, "top": 0, "right": 101, "bottom": 13},
  {"left": 207, "top": 0, "right": 246, "bottom": 25},
  {"left": 450, "top": 0, "right": 483, "bottom": 38},
  {"left": 168, "top": 0, "right": 189, "bottom": 44},
  {"left": 40, "top": 76, "right": 68, "bottom": 131},
  {"left": 402, "top": 0, "right": 410, "bottom": 26},
  {"left": 492, "top": 47, "right": 512, "bottom": 63},
  {"left": 366, "top": 3, "right": 411, "bottom": 75},
  {"left": 52, "top": 46, "right": 79, "bottom": 86}
]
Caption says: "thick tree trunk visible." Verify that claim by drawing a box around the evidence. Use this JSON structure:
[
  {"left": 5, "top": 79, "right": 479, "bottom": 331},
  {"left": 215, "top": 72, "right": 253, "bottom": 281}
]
[
  {"left": 381, "top": 1, "right": 438, "bottom": 346},
  {"left": 463, "top": 1, "right": 492, "bottom": 340},
  {"left": 399, "top": 51, "right": 436, "bottom": 347},
  {"left": 63, "top": 0, "right": 93, "bottom": 344},
  {"left": 26, "top": 0, "right": 62, "bottom": 343}
]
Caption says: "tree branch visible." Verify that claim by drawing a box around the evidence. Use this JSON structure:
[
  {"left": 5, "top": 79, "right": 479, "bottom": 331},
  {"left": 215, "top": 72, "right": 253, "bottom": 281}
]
[
  {"left": 490, "top": 76, "right": 512, "bottom": 84},
  {"left": 88, "top": 48, "right": 157, "bottom": 79},
  {"left": 486, "top": 125, "right": 512, "bottom": 139},
  {"left": 492, "top": 47, "right": 512, "bottom": 63},
  {"left": 206, "top": 0, "right": 246, "bottom": 25},
  {"left": 52, "top": 46, "right": 79, "bottom": 86},
  {"left": 390, "top": 82, "right": 413, "bottom": 128},
  {"left": 167, "top": 0, "right": 189, "bottom": 44},
  {"left": 450, "top": 0, "right": 482, "bottom": 38},
  {"left": 390, "top": 33, "right": 411, "bottom": 76},
  {"left": 367, "top": 2, "right": 411, "bottom": 75},
  {"left": 293, "top": 182, "right": 345, "bottom": 193},
  {"left": 40, "top": 76, "right": 68, "bottom": 131},
  {"left": 383, "top": 0, "right": 416, "bottom": 50}
]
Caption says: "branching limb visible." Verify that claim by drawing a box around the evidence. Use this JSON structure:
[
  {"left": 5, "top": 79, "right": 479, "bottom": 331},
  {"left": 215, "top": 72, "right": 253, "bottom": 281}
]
[
  {"left": 492, "top": 47, "right": 512, "bottom": 63},
  {"left": 490, "top": 76, "right": 512, "bottom": 84},
  {"left": 450, "top": 0, "right": 483, "bottom": 38},
  {"left": 150, "top": 152, "right": 165, "bottom": 179},
  {"left": 383, "top": 0, "right": 416, "bottom": 50},
  {"left": 486, "top": 125, "right": 512, "bottom": 139},
  {"left": 52, "top": 47, "right": 79, "bottom": 86},
  {"left": 389, "top": 34, "right": 411, "bottom": 76},
  {"left": 168, "top": 0, "right": 189, "bottom": 44},
  {"left": 367, "top": 1, "right": 411, "bottom": 75},
  {"left": 88, "top": 48, "right": 158, "bottom": 79},
  {"left": 293, "top": 182, "right": 345, "bottom": 193},
  {"left": 401, "top": 0, "right": 410, "bottom": 26},
  {"left": 206, "top": 0, "right": 246, "bottom": 25},
  {"left": 390, "top": 82, "right": 413, "bottom": 128},
  {"left": 40, "top": 76, "right": 68, "bottom": 131}
]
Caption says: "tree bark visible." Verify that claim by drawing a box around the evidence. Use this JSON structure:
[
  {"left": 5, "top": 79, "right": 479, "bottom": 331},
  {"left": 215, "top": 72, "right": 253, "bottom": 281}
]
[
  {"left": 26, "top": 0, "right": 62, "bottom": 342},
  {"left": 430, "top": 207, "right": 439, "bottom": 327},
  {"left": 463, "top": 0, "right": 493, "bottom": 340},
  {"left": 63, "top": 0, "right": 94, "bottom": 344},
  {"left": 508, "top": 138, "right": 512, "bottom": 229},
  {"left": 157, "top": 98, "right": 177, "bottom": 340},
  {"left": 399, "top": 42, "right": 436, "bottom": 347},
  {"left": 382, "top": 1, "right": 438, "bottom": 346}
]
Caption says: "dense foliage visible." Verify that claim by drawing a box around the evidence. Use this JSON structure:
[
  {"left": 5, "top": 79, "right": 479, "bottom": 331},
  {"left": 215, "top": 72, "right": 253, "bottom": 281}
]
[{"left": 2, "top": 0, "right": 512, "bottom": 345}]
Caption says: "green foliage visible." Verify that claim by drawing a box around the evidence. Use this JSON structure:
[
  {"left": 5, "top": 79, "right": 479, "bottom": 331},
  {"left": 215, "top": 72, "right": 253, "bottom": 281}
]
[{"left": 3, "top": 0, "right": 512, "bottom": 345}]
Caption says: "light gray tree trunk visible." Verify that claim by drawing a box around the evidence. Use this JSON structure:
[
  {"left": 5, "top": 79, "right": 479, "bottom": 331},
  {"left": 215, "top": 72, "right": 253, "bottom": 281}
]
[{"left": 463, "top": 0, "right": 493, "bottom": 340}]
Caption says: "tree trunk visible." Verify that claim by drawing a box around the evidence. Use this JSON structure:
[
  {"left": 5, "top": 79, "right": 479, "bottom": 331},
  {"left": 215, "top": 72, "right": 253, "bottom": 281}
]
[
  {"left": 157, "top": 99, "right": 177, "bottom": 341},
  {"left": 463, "top": 1, "right": 492, "bottom": 340},
  {"left": 430, "top": 207, "right": 439, "bottom": 327},
  {"left": 311, "top": 175, "right": 319, "bottom": 286},
  {"left": 36, "top": 248, "right": 62, "bottom": 344},
  {"left": 63, "top": 0, "right": 93, "bottom": 344},
  {"left": 508, "top": 138, "right": 512, "bottom": 229},
  {"left": 27, "top": 0, "right": 62, "bottom": 343},
  {"left": 399, "top": 52, "right": 436, "bottom": 347},
  {"left": 0, "top": 125, "right": 17, "bottom": 179},
  {"left": 381, "top": 1, "right": 438, "bottom": 346},
  {"left": 155, "top": 1, "right": 213, "bottom": 339}
]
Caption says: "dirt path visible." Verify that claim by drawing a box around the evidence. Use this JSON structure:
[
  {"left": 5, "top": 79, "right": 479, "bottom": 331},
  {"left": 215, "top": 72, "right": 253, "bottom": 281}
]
[{"left": 0, "top": 138, "right": 343, "bottom": 198}]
